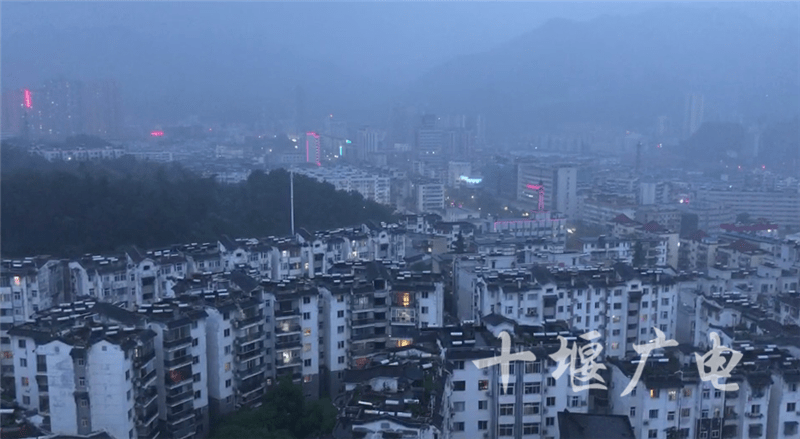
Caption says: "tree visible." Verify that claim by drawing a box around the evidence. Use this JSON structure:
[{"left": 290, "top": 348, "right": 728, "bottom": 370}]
[
  {"left": 454, "top": 232, "right": 466, "bottom": 253},
  {"left": 736, "top": 212, "right": 752, "bottom": 224}
]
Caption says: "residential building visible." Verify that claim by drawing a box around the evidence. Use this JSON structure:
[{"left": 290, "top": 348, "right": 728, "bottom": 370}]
[{"left": 517, "top": 162, "right": 578, "bottom": 219}]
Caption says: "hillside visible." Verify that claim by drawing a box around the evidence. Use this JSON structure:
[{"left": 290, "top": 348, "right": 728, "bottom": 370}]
[
  {"left": 0, "top": 143, "right": 395, "bottom": 257},
  {"left": 402, "top": 5, "right": 800, "bottom": 135}
]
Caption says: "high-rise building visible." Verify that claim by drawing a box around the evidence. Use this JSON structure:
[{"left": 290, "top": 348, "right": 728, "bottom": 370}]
[
  {"left": 683, "top": 94, "right": 705, "bottom": 138},
  {"left": 517, "top": 162, "right": 578, "bottom": 219},
  {"left": 416, "top": 115, "right": 443, "bottom": 156},
  {"left": 355, "top": 127, "right": 381, "bottom": 161},
  {"left": 81, "top": 80, "right": 123, "bottom": 139}
]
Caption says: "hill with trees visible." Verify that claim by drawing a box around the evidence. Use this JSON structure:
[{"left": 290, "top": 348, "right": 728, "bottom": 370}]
[{"left": 0, "top": 142, "right": 395, "bottom": 257}]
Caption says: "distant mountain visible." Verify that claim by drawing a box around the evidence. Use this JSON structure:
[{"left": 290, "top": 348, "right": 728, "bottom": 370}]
[{"left": 401, "top": 6, "right": 800, "bottom": 136}]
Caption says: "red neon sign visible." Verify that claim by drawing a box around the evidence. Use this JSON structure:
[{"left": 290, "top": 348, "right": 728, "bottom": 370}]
[
  {"left": 150, "top": 131, "right": 164, "bottom": 137},
  {"left": 23, "top": 89, "right": 32, "bottom": 108}
]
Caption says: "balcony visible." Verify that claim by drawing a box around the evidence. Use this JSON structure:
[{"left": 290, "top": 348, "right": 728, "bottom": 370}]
[
  {"left": 236, "top": 365, "right": 265, "bottom": 380},
  {"left": 276, "top": 357, "right": 301, "bottom": 369},
  {"left": 275, "top": 308, "right": 300, "bottom": 318},
  {"left": 137, "top": 387, "right": 159, "bottom": 407},
  {"left": 275, "top": 335, "right": 301, "bottom": 349},
  {"left": 236, "top": 314, "right": 262, "bottom": 329},
  {"left": 745, "top": 412, "right": 764, "bottom": 419},
  {"left": 726, "top": 391, "right": 739, "bottom": 399},
  {"left": 239, "top": 381, "right": 265, "bottom": 396},
  {"left": 168, "top": 425, "right": 196, "bottom": 439},
  {"left": 275, "top": 324, "right": 301, "bottom": 335},
  {"left": 352, "top": 331, "right": 386, "bottom": 341},
  {"left": 164, "top": 355, "right": 192, "bottom": 369},
  {"left": 390, "top": 317, "right": 415, "bottom": 325},
  {"left": 137, "top": 419, "right": 160, "bottom": 439},
  {"left": 163, "top": 336, "right": 192, "bottom": 350},
  {"left": 236, "top": 331, "right": 264, "bottom": 346},
  {"left": 139, "top": 368, "right": 157, "bottom": 387},
  {"left": 236, "top": 348, "right": 262, "bottom": 362},
  {"left": 168, "top": 407, "right": 195, "bottom": 424},
  {"left": 166, "top": 390, "right": 193, "bottom": 406}
]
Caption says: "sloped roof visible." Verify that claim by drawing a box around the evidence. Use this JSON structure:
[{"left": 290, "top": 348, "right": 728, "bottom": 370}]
[{"left": 612, "top": 214, "right": 638, "bottom": 225}]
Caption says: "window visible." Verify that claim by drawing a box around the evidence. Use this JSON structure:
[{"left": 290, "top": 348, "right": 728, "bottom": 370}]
[
  {"left": 194, "top": 390, "right": 201, "bottom": 399},
  {"left": 649, "top": 409, "right": 658, "bottom": 419},
  {"left": 224, "top": 345, "right": 231, "bottom": 354},
  {"left": 681, "top": 408, "right": 691, "bottom": 418},
  {"left": 523, "top": 402, "right": 540, "bottom": 415},
  {"left": 662, "top": 298, "right": 669, "bottom": 306},
  {"left": 225, "top": 379, "right": 232, "bottom": 388},
  {"left": 125, "top": 370, "right": 131, "bottom": 380},
  {"left": 523, "top": 423, "right": 540, "bottom": 435},
  {"left": 478, "top": 421, "right": 488, "bottom": 430},
  {"left": 79, "top": 377, "right": 86, "bottom": 386},
  {"left": 701, "top": 409, "right": 709, "bottom": 418},
  {"left": 77, "top": 358, "right": 84, "bottom": 366},
  {"left": 421, "top": 306, "right": 429, "bottom": 314},
  {"left": 525, "top": 361, "right": 541, "bottom": 374},
  {"left": 336, "top": 326, "right": 344, "bottom": 334},
  {"left": 453, "top": 401, "right": 465, "bottom": 412},
  {"left": 546, "top": 417, "right": 554, "bottom": 426},
  {"left": 452, "top": 422, "right": 464, "bottom": 432},
  {"left": 303, "top": 297, "right": 311, "bottom": 304},
  {"left": 714, "top": 389, "right": 721, "bottom": 398},
  {"left": 81, "top": 418, "right": 89, "bottom": 427},
  {"left": 19, "top": 358, "right": 26, "bottom": 368},
  {"left": 500, "top": 403, "right": 514, "bottom": 416},
  {"left": 453, "top": 381, "right": 465, "bottom": 391},
  {"left": 650, "top": 389, "right": 660, "bottom": 398},
  {"left": 193, "top": 373, "right": 201, "bottom": 383},
  {"left": 524, "top": 382, "right": 540, "bottom": 394},
  {"left": 499, "top": 424, "right": 514, "bottom": 436},
  {"left": 22, "top": 396, "right": 30, "bottom": 405},
  {"left": 501, "top": 383, "right": 515, "bottom": 395},
  {"left": 453, "top": 360, "right": 465, "bottom": 369},
  {"left": 648, "top": 430, "right": 658, "bottom": 439},
  {"left": 224, "top": 328, "right": 230, "bottom": 337},
  {"left": 547, "top": 377, "right": 556, "bottom": 387},
  {"left": 193, "top": 356, "right": 199, "bottom": 364},
  {"left": 18, "top": 340, "right": 25, "bottom": 349},
  {"left": 479, "top": 400, "right": 488, "bottom": 410},
  {"left": 304, "top": 359, "right": 311, "bottom": 367},
  {"left": 225, "top": 362, "right": 231, "bottom": 371},
  {"left": 546, "top": 397, "right": 555, "bottom": 406},
  {"left": 337, "top": 310, "right": 344, "bottom": 318},
  {"left": 667, "top": 411, "right": 675, "bottom": 421},
  {"left": 788, "top": 402, "right": 796, "bottom": 412},
  {"left": 478, "top": 380, "right": 488, "bottom": 390},
  {"left": 303, "top": 312, "right": 310, "bottom": 320},
  {"left": 752, "top": 404, "right": 761, "bottom": 414},
  {"left": 338, "top": 356, "right": 345, "bottom": 364},
  {"left": 127, "top": 390, "right": 131, "bottom": 400},
  {"left": 630, "top": 407, "right": 636, "bottom": 417}
]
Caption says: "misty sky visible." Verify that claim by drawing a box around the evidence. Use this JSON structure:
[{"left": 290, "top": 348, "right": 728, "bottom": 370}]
[{"left": 2, "top": 2, "right": 798, "bottom": 129}]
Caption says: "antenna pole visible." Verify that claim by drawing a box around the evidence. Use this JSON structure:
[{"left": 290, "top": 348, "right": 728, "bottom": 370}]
[{"left": 290, "top": 169, "right": 295, "bottom": 236}]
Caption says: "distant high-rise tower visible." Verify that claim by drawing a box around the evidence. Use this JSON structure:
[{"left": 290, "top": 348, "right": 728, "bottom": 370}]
[
  {"left": 683, "top": 94, "right": 705, "bottom": 138},
  {"left": 356, "top": 127, "right": 381, "bottom": 161},
  {"left": 416, "top": 114, "right": 443, "bottom": 156}
]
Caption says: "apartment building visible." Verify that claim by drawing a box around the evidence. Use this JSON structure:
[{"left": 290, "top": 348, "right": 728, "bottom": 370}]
[
  {"left": 291, "top": 166, "right": 392, "bottom": 205},
  {"left": 263, "top": 279, "right": 320, "bottom": 399},
  {"left": 462, "top": 264, "right": 679, "bottom": 359},
  {"left": 416, "top": 182, "right": 445, "bottom": 213},
  {"left": 8, "top": 300, "right": 159, "bottom": 439},
  {"left": 517, "top": 162, "right": 578, "bottom": 219},
  {"left": 444, "top": 323, "right": 592, "bottom": 439},
  {"left": 578, "top": 236, "right": 633, "bottom": 265},
  {"left": 695, "top": 189, "right": 800, "bottom": 231},
  {"left": 609, "top": 344, "right": 800, "bottom": 439},
  {"left": 128, "top": 301, "right": 210, "bottom": 439}
]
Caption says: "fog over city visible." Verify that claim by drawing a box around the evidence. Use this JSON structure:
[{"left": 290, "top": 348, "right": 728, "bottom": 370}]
[{"left": 1, "top": 2, "right": 800, "bottom": 439}]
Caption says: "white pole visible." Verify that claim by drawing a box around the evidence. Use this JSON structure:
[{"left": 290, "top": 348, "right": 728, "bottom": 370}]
[{"left": 290, "top": 169, "right": 295, "bottom": 236}]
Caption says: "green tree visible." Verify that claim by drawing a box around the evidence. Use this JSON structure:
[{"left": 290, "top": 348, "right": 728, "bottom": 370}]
[{"left": 454, "top": 232, "right": 466, "bottom": 253}]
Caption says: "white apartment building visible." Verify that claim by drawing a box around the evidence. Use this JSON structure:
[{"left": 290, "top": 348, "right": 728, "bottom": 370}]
[
  {"left": 416, "top": 183, "right": 445, "bottom": 213},
  {"left": 695, "top": 189, "right": 800, "bottom": 231},
  {"left": 264, "top": 280, "right": 320, "bottom": 399},
  {"left": 462, "top": 265, "right": 679, "bottom": 359},
  {"left": 445, "top": 323, "right": 591, "bottom": 439},
  {"left": 8, "top": 300, "right": 159, "bottom": 439},
  {"left": 292, "top": 166, "right": 391, "bottom": 205}
]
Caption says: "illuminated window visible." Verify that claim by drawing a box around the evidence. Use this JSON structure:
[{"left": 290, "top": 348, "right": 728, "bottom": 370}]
[
  {"left": 21, "top": 377, "right": 29, "bottom": 387},
  {"left": 401, "top": 293, "right": 410, "bottom": 307},
  {"left": 650, "top": 389, "right": 659, "bottom": 398},
  {"left": 224, "top": 362, "right": 231, "bottom": 372},
  {"left": 304, "top": 329, "right": 312, "bottom": 336},
  {"left": 398, "top": 339, "right": 411, "bottom": 347},
  {"left": 13, "top": 276, "right": 21, "bottom": 286},
  {"left": 303, "top": 375, "right": 312, "bottom": 383}
]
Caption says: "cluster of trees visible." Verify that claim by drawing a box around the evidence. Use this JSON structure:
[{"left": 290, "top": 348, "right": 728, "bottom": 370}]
[
  {"left": 209, "top": 376, "right": 336, "bottom": 439},
  {"left": 1, "top": 142, "right": 395, "bottom": 257}
]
